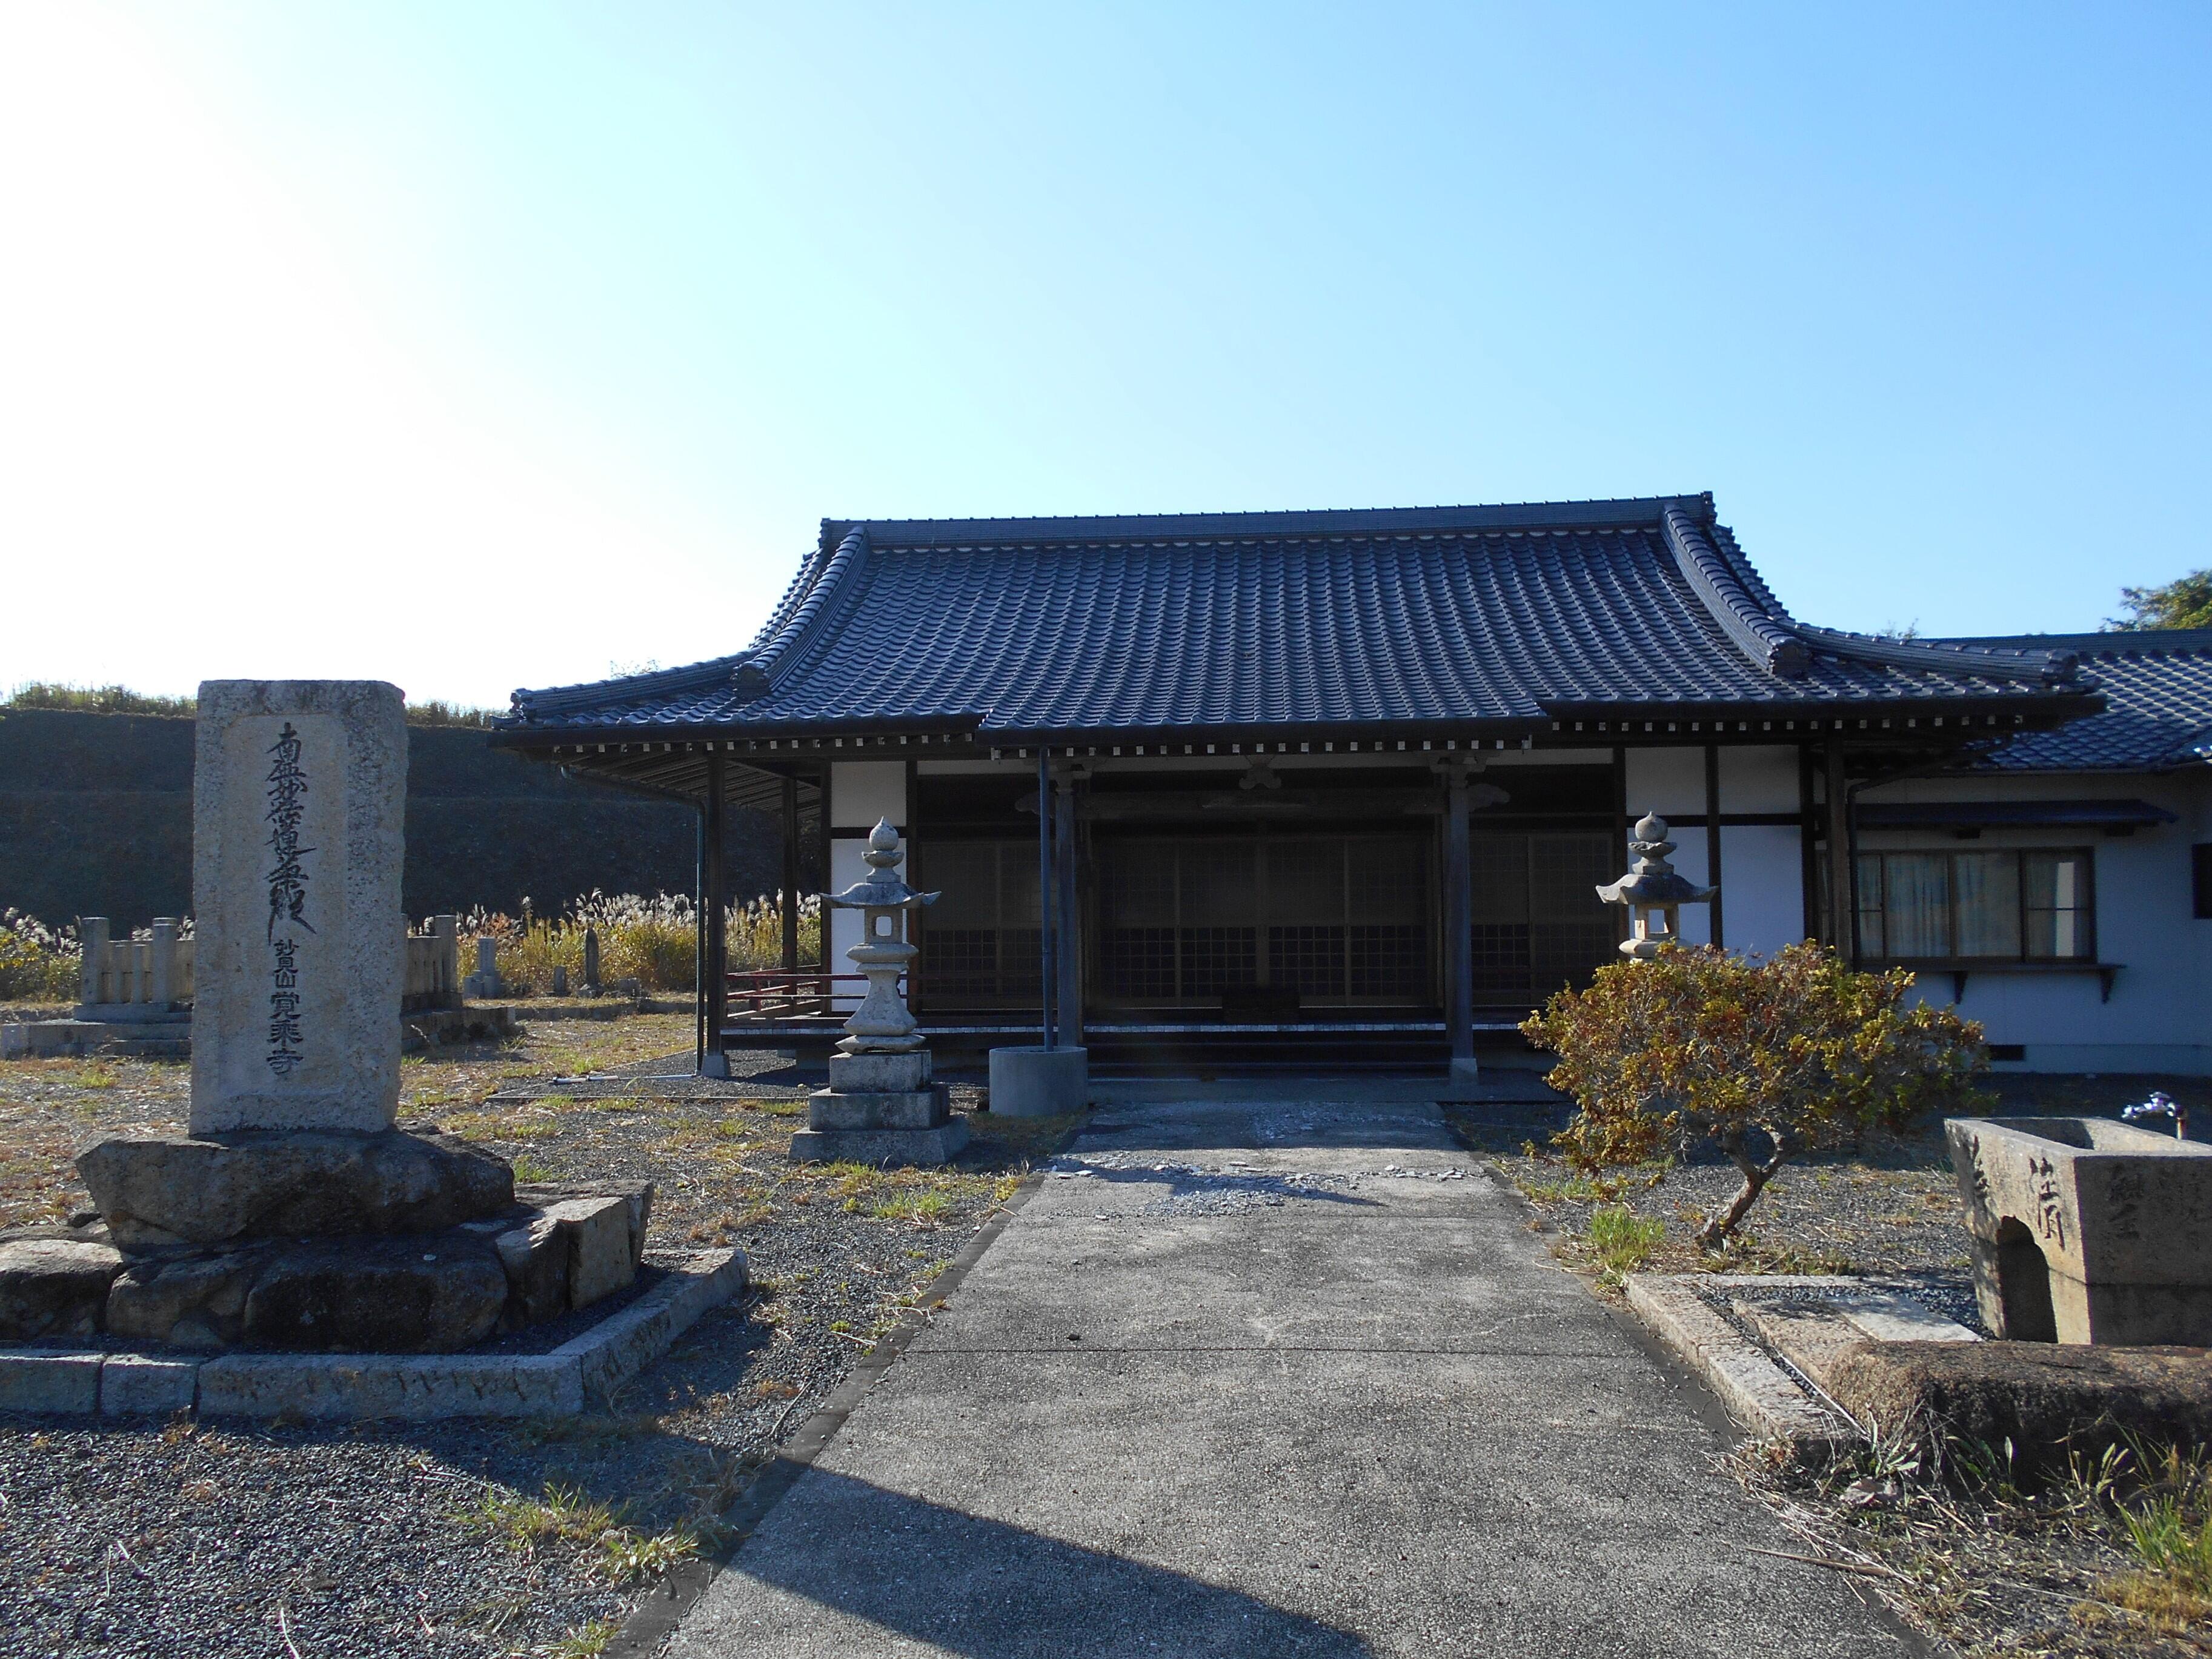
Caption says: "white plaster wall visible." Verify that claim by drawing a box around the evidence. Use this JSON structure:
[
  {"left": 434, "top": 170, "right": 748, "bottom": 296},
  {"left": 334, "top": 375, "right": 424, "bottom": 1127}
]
[
  {"left": 1719, "top": 825, "right": 1808, "bottom": 956},
  {"left": 1861, "top": 771, "right": 2211, "bottom": 1073},
  {"left": 1717, "top": 746, "right": 1801, "bottom": 813},
  {"left": 830, "top": 760, "right": 906, "bottom": 828},
  {"left": 826, "top": 763, "right": 909, "bottom": 1013},
  {"left": 1622, "top": 747, "right": 1704, "bottom": 819},
  {"left": 1660, "top": 826, "right": 1715, "bottom": 948}
]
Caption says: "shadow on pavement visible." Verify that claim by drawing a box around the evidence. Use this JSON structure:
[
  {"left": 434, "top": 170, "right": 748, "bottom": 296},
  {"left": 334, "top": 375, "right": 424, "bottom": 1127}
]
[{"left": 723, "top": 1466, "right": 1375, "bottom": 1658}]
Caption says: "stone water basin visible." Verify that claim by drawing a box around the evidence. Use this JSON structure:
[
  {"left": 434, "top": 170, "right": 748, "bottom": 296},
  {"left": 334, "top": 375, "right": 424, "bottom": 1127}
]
[{"left": 1945, "top": 1115, "right": 2212, "bottom": 1346}]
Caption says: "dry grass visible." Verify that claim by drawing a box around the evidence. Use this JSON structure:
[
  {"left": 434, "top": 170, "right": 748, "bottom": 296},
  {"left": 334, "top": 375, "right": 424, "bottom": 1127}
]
[
  {"left": 1739, "top": 1434, "right": 2212, "bottom": 1657},
  {"left": 0, "top": 1013, "right": 702, "bottom": 1231}
]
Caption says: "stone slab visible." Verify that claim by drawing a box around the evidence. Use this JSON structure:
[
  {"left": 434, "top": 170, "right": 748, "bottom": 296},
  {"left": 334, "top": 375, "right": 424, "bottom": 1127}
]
[
  {"left": 988, "top": 1044, "right": 1088, "bottom": 1117},
  {"left": 789, "top": 1120, "right": 969, "bottom": 1168},
  {"left": 241, "top": 1237, "right": 509, "bottom": 1351},
  {"left": 191, "top": 679, "right": 406, "bottom": 1133},
  {"left": 3, "top": 1020, "right": 190, "bottom": 1060},
  {"left": 556, "top": 1247, "right": 749, "bottom": 1400},
  {"left": 78, "top": 1126, "right": 512, "bottom": 1249},
  {"left": 198, "top": 1352, "right": 585, "bottom": 1420},
  {"left": 536, "top": 1195, "right": 635, "bottom": 1309},
  {"left": 0, "top": 1351, "right": 102, "bottom": 1414},
  {"left": 1623, "top": 1275, "right": 1852, "bottom": 1448},
  {"left": 0, "top": 1237, "right": 123, "bottom": 1341},
  {"left": 828, "top": 1051, "right": 931, "bottom": 1094},
  {"left": 98, "top": 1354, "right": 199, "bottom": 1415},
  {"left": 805, "top": 1086, "right": 949, "bottom": 1131},
  {"left": 185, "top": 1249, "right": 742, "bottom": 1420}
]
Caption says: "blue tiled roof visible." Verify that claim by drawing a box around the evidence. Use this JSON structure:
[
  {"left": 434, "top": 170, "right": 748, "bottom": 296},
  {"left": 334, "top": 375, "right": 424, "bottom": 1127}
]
[
  {"left": 504, "top": 496, "right": 2097, "bottom": 739},
  {"left": 1935, "top": 631, "right": 2212, "bottom": 771}
]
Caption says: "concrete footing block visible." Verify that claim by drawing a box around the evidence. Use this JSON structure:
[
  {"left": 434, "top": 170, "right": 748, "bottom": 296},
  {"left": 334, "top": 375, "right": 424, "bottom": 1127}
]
[
  {"left": 99, "top": 1354, "right": 199, "bottom": 1415},
  {"left": 0, "top": 1351, "right": 104, "bottom": 1414},
  {"left": 789, "top": 1122, "right": 969, "bottom": 1167},
  {"left": 989, "top": 1046, "right": 1088, "bottom": 1118},
  {"left": 198, "top": 1352, "right": 586, "bottom": 1420},
  {"left": 560, "top": 1248, "right": 749, "bottom": 1400}
]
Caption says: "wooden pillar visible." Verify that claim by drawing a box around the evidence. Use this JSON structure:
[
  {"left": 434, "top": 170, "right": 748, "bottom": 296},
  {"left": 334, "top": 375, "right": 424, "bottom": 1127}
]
[
  {"left": 692, "top": 809, "right": 706, "bottom": 1071},
  {"left": 1055, "top": 762, "right": 1082, "bottom": 1047},
  {"left": 1445, "top": 760, "right": 1473, "bottom": 1065},
  {"left": 780, "top": 774, "right": 800, "bottom": 973},
  {"left": 702, "top": 752, "right": 730, "bottom": 1077},
  {"left": 1824, "top": 743, "right": 1855, "bottom": 962},
  {"left": 1702, "top": 745, "right": 1725, "bottom": 950},
  {"left": 1037, "top": 748, "right": 1057, "bottom": 1048}
]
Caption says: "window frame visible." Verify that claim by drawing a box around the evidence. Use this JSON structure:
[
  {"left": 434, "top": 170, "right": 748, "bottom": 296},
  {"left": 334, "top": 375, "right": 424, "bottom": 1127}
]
[{"left": 1854, "top": 844, "right": 2097, "bottom": 967}]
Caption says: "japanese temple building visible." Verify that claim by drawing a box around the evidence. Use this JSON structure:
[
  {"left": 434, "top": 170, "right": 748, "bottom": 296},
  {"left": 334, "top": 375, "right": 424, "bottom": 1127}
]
[{"left": 493, "top": 494, "right": 2212, "bottom": 1076}]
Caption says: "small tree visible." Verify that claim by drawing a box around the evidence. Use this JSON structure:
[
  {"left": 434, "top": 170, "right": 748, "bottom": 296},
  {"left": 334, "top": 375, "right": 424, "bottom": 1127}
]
[{"left": 1521, "top": 942, "right": 1988, "bottom": 1247}]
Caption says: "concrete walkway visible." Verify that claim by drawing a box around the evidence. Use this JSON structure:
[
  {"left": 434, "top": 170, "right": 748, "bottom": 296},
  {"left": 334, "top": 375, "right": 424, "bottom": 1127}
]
[{"left": 665, "top": 1099, "right": 1919, "bottom": 1658}]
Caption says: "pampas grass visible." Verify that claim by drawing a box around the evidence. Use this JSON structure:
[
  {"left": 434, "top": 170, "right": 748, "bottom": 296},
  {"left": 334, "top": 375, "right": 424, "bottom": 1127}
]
[{"left": 455, "top": 891, "right": 822, "bottom": 994}]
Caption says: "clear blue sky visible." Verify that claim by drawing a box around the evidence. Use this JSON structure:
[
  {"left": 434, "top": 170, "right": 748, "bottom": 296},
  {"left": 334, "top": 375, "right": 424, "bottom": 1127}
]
[{"left": 4, "top": 4, "right": 2207, "bottom": 708}]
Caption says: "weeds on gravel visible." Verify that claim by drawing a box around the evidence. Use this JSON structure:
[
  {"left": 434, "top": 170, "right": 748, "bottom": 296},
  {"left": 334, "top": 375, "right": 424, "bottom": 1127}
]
[
  {"left": 597, "top": 1524, "right": 698, "bottom": 1584},
  {"left": 1586, "top": 1206, "right": 1664, "bottom": 1282},
  {"left": 471, "top": 1483, "right": 699, "bottom": 1587},
  {"left": 443, "top": 1106, "right": 562, "bottom": 1142},
  {"left": 511, "top": 1152, "right": 557, "bottom": 1182},
  {"left": 864, "top": 1192, "right": 952, "bottom": 1225},
  {"left": 473, "top": 1483, "right": 620, "bottom": 1553},
  {"left": 544, "top": 1620, "right": 619, "bottom": 1657}
]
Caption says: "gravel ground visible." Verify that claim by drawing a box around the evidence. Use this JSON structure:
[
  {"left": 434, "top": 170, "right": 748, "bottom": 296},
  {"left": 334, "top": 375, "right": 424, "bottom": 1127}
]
[{"left": 0, "top": 1012, "right": 1078, "bottom": 1658}]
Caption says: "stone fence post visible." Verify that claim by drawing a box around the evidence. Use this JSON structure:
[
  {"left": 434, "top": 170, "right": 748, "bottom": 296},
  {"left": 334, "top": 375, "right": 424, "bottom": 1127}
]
[
  {"left": 79, "top": 917, "right": 109, "bottom": 1006},
  {"left": 434, "top": 914, "right": 458, "bottom": 1008},
  {"left": 148, "top": 919, "right": 179, "bottom": 1008}
]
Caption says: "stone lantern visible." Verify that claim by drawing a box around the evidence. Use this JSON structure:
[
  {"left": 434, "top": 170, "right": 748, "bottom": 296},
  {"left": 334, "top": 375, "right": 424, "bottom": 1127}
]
[
  {"left": 1596, "top": 812, "right": 1715, "bottom": 960},
  {"left": 828, "top": 817, "right": 935, "bottom": 1055},
  {"left": 791, "top": 817, "right": 968, "bottom": 1165}
]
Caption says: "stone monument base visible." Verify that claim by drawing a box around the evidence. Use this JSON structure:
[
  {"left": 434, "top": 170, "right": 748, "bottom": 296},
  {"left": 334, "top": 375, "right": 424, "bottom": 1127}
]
[
  {"left": 0, "top": 1180, "right": 654, "bottom": 1354},
  {"left": 76, "top": 1126, "right": 514, "bottom": 1251},
  {"left": 790, "top": 1050, "right": 969, "bottom": 1166}
]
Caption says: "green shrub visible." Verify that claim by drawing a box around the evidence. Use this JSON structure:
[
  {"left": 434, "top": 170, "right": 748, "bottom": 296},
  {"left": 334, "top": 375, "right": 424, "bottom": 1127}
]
[{"left": 1523, "top": 942, "right": 1988, "bottom": 1246}]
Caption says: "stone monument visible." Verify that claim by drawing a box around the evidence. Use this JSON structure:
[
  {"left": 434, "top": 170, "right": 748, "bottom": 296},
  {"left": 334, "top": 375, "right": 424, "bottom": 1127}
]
[
  {"left": 191, "top": 680, "right": 406, "bottom": 1132},
  {"left": 790, "top": 819, "right": 968, "bottom": 1166},
  {"left": 10, "top": 681, "right": 657, "bottom": 1357},
  {"left": 1596, "top": 812, "right": 1715, "bottom": 959}
]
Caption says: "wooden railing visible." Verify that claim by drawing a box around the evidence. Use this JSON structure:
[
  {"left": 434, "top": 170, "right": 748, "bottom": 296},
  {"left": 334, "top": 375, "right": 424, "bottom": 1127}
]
[
  {"left": 79, "top": 919, "right": 193, "bottom": 1011},
  {"left": 725, "top": 968, "right": 896, "bottom": 1022}
]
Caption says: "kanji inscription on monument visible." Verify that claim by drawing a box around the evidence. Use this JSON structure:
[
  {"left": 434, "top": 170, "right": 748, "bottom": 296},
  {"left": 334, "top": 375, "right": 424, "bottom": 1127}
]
[{"left": 191, "top": 681, "right": 406, "bottom": 1133}]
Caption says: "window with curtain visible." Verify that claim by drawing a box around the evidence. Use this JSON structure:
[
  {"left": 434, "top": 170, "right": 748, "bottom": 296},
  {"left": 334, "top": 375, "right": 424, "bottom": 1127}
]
[{"left": 1854, "top": 848, "right": 2093, "bottom": 963}]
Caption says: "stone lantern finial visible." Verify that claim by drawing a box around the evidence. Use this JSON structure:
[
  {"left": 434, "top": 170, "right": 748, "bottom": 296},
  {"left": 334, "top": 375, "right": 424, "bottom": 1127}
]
[{"left": 1596, "top": 812, "right": 1716, "bottom": 960}]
